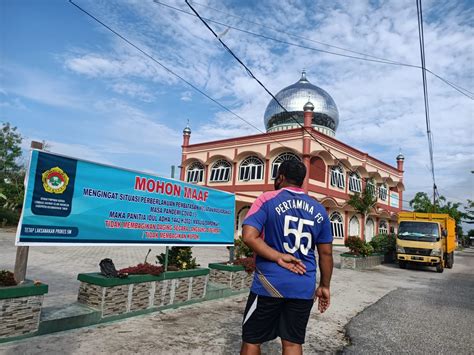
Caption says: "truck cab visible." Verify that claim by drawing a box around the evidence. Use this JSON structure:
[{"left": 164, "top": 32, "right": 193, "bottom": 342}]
[{"left": 396, "top": 212, "right": 455, "bottom": 273}]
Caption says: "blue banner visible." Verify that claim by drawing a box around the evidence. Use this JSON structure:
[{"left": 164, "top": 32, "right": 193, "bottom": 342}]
[{"left": 17, "top": 150, "right": 235, "bottom": 246}]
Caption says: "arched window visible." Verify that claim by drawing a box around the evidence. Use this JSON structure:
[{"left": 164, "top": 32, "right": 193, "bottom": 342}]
[
  {"left": 330, "top": 165, "right": 345, "bottom": 189},
  {"left": 239, "top": 156, "right": 264, "bottom": 181},
  {"left": 379, "top": 220, "right": 388, "bottom": 235},
  {"left": 271, "top": 152, "right": 301, "bottom": 179},
  {"left": 365, "top": 218, "right": 375, "bottom": 242},
  {"left": 366, "top": 179, "right": 376, "bottom": 197},
  {"left": 186, "top": 161, "right": 204, "bottom": 183},
  {"left": 330, "top": 212, "right": 344, "bottom": 239},
  {"left": 349, "top": 216, "right": 360, "bottom": 237},
  {"left": 209, "top": 160, "right": 232, "bottom": 182},
  {"left": 348, "top": 172, "right": 362, "bottom": 193},
  {"left": 378, "top": 184, "right": 388, "bottom": 201}
]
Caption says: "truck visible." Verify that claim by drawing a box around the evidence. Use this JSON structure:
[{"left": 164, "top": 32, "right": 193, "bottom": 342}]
[{"left": 396, "top": 212, "right": 456, "bottom": 273}]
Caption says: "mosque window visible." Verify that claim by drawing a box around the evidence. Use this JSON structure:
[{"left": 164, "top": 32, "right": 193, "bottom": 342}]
[
  {"left": 366, "top": 179, "right": 376, "bottom": 197},
  {"left": 271, "top": 152, "right": 301, "bottom": 179},
  {"left": 378, "top": 184, "right": 388, "bottom": 201},
  {"left": 348, "top": 172, "right": 362, "bottom": 193},
  {"left": 239, "top": 156, "right": 264, "bottom": 181},
  {"left": 379, "top": 220, "right": 388, "bottom": 235},
  {"left": 349, "top": 216, "right": 360, "bottom": 237},
  {"left": 210, "top": 160, "right": 232, "bottom": 182},
  {"left": 186, "top": 161, "right": 204, "bottom": 184},
  {"left": 330, "top": 212, "right": 344, "bottom": 239},
  {"left": 330, "top": 165, "right": 345, "bottom": 189}
]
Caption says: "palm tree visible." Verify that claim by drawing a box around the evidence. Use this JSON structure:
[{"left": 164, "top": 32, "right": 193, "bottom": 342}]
[{"left": 348, "top": 184, "right": 377, "bottom": 240}]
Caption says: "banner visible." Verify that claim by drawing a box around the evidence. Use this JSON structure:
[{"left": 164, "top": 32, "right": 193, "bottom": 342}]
[{"left": 17, "top": 150, "right": 235, "bottom": 246}]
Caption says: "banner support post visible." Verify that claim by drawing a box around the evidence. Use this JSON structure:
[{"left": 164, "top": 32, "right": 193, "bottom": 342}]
[{"left": 14, "top": 140, "right": 44, "bottom": 283}]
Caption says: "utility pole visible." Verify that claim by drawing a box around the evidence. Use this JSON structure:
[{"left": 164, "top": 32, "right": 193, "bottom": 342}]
[{"left": 14, "top": 140, "right": 43, "bottom": 283}]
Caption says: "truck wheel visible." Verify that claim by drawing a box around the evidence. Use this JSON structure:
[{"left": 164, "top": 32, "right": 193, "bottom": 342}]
[
  {"left": 399, "top": 261, "right": 407, "bottom": 269},
  {"left": 446, "top": 253, "right": 454, "bottom": 269},
  {"left": 436, "top": 262, "right": 444, "bottom": 273}
]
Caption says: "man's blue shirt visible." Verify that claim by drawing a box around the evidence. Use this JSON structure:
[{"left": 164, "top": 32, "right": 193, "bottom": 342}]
[{"left": 243, "top": 187, "right": 333, "bottom": 299}]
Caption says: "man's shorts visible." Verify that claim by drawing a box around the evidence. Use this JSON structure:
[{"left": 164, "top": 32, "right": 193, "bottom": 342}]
[{"left": 242, "top": 291, "right": 314, "bottom": 344}]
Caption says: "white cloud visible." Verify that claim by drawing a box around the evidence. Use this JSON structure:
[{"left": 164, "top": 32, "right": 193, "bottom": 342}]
[{"left": 180, "top": 91, "right": 192, "bottom": 101}]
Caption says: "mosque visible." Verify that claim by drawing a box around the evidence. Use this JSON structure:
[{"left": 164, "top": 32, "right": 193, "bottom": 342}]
[{"left": 179, "top": 71, "right": 405, "bottom": 245}]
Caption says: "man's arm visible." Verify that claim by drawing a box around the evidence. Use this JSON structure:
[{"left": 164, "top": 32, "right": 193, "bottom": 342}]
[
  {"left": 315, "top": 243, "right": 333, "bottom": 313},
  {"left": 242, "top": 225, "right": 306, "bottom": 275}
]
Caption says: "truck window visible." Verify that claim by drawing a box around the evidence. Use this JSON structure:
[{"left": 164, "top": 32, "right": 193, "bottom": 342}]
[{"left": 398, "top": 222, "right": 439, "bottom": 242}]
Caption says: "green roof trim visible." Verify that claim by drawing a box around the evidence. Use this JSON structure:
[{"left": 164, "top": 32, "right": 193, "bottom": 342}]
[
  {"left": 0, "top": 281, "right": 48, "bottom": 300},
  {"left": 77, "top": 268, "right": 210, "bottom": 287},
  {"left": 208, "top": 263, "right": 245, "bottom": 272}
]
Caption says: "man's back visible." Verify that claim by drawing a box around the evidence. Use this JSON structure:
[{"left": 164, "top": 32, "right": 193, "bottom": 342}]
[{"left": 243, "top": 186, "right": 332, "bottom": 299}]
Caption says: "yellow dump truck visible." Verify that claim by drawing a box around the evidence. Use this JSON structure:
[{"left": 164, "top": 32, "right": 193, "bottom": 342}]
[{"left": 397, "top": 212, "right": 456, "bottom": 273}]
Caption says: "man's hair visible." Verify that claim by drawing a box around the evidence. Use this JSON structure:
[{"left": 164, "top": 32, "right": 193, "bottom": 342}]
[{"left": 277, "top": 160, "right": 306, "bottom": 187}]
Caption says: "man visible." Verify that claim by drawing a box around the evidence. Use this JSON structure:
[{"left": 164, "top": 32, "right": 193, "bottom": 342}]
[{"left": 240, "top": 160, "right": 333, "bottom": 355}]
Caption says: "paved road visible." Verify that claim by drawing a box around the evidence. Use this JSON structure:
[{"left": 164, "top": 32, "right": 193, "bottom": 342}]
[{"left": 344, "top": 248, "right": 474, "bottom": 354}]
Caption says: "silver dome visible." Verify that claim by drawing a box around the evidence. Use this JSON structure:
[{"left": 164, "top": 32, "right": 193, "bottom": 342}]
[{"left": 264, "top": 71, "right": 339, "bottom": 135}]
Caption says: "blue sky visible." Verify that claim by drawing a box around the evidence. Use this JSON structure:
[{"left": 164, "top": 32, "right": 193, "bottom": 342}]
[{"left": 1, "top": 0, "right": 473, "bottom": 210}]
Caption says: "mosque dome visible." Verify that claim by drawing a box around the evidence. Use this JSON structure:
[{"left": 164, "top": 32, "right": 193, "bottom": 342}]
[{"left": 264, "top": 70, "right": 339, "bottom": 136}]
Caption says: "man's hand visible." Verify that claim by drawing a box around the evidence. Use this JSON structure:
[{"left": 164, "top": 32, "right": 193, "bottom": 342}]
[
  {"left": 315, "top": 286, "right": 330, "bottom": 313},
  {"left": 276, "top": 253, "right": 306, "bottom": 275}
]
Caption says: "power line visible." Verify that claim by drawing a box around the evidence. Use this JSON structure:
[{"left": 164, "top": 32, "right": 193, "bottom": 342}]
[
  {"left": 416, "top": 0, "right": 437, "bottom": 205},
  {"left": 68, "top": 0, "right": 289, "bottom": 151},
  {"left": 154, "top": 0, "right": 473, "bottom": 100}
]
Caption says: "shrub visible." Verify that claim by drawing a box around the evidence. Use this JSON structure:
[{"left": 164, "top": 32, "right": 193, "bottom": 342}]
[
  {"left": 233, "top": 257, "right": 255, "bottom": 274},
  {"left": 0, "top": 208, "right": 20, "bottom": 226},
  {"left": 235, "top": 235, "right": 253, "bottom": 259},
  {"left": 119, "top": 263, "right": 163, "bottom": 276},
  {"left": 0, "top": 270, "right": 17, "bottom": 287},
  {"left": 345, "top": 236, "right": 374, "bottom": 257},
  {"left": 156, "top": 247, "right": 198, "bottom": 270},
  {"left": 369, "top": 234, "right": 397, "bottom": 255},
  {"left": 345, "top": 236, "right": 365, "bottom": 255}
]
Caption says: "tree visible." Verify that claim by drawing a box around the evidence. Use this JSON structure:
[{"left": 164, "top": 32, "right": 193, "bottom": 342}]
[
  {"left": 0, "top": 123, "right": 24, "bottom": 224},
  {"left": 347, "top": 185, "right": 377, "bottom": 240},
  {"left": 464, "top": 199, "right": 474, "bottom": 224},
  {"left": 0, "top": 123, "right": 22, "bottom": 175},
  {"left": 409, "top": 192, "right": 436, "bottom": 213},
  {"left": 409, "top": 192, "right": 465, "bottom": 234}
]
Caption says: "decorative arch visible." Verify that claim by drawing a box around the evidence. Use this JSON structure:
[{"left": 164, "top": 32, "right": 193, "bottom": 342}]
[
  {"left": 235, "top": 150, "right": 265, "bottom": 163},
  {"left": 310, "top": 150, "right": 335, "bottom": 166},
  {"left": 206, "top": 154, "right": 232, "bottom": 166},
  {"left": 320, "top": 197, "right": 341, "bottom": 208}
]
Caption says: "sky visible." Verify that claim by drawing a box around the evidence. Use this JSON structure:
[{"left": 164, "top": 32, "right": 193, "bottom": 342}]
[{"left": 1, "top": 0, "right": 473, "bottom": 214}]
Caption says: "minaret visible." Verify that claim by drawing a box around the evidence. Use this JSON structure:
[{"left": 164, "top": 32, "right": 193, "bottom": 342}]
[
  {"left": 180, "top": 122, "right": 191, "bottom": 181},
  {"left": 396, "top": 151, "right": 404, "bottom": 171},
  {"left": 302, "top": 101, "right": 314, "bottom": 192}
]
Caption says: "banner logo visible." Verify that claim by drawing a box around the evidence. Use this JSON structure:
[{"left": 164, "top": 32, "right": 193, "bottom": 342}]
[{"left": 42, "top": 167, "right": 69, "bottom": 194}]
